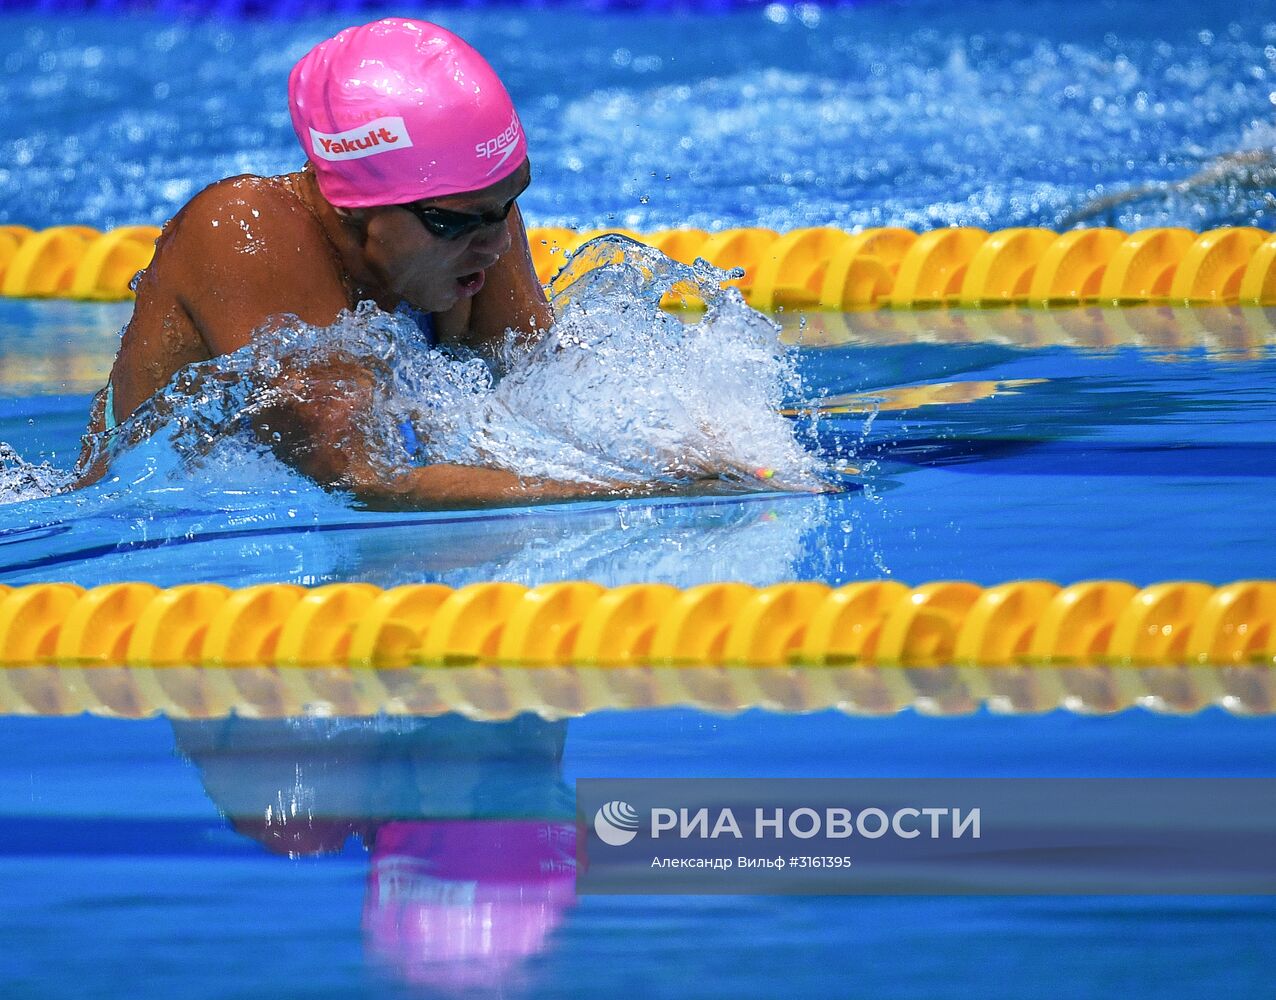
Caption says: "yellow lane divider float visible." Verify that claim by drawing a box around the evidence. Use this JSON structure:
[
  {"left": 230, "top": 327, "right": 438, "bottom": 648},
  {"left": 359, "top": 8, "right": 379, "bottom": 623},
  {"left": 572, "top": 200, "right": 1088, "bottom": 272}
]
[
  {"left": 0, "top": 224, "right": 163, "bottom": 300},
  {"left": 2, "top": 224, "right": 1275, "bottom": 309},
  {"left": 0, "top": 579, "right": 1271, "bottom": 719}
]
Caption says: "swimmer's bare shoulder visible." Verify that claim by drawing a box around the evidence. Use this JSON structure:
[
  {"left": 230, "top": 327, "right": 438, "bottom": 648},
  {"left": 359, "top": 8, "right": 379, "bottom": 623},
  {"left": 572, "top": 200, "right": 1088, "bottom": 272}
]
[
  {"left": 159, "top": 173, "right": 350, "bottom": 355},
  {"left": 118, "top": 174, "right": 346, "bottom": 395},
  {"left": 97, "top": 175, "right": 344, "bottom": 445}
]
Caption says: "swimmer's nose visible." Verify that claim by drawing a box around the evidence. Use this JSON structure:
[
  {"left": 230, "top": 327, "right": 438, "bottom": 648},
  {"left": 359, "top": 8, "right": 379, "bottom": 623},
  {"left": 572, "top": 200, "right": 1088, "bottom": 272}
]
[{"left": 468, "top": 219, "right": 512, "bottom": 258}]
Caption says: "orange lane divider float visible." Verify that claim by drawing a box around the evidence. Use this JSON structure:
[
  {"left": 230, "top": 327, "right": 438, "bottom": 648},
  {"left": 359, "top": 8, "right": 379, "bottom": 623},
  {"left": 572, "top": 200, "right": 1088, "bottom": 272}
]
[
  {"left": 0, "top": 580, "right": 1271, "bottom": 721},
  {"left": 3, "top": 224, "right": 1275, "bottom": 309}
]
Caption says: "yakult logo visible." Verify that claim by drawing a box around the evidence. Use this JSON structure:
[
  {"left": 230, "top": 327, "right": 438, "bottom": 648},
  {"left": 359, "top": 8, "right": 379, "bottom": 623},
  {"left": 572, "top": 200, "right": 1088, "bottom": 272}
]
[
  {"left": 309, "top": 116, "right": 413, "bottom": 161},
  {"left": 476, "top": 110, "right": 522, "bottom": 175}
]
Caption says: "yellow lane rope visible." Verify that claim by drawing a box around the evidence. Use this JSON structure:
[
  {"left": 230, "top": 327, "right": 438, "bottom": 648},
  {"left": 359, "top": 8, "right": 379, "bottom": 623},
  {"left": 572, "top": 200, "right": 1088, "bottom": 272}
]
[
  {"left": 0, "top": 580, "right": 1271, "bottom": 719},
  {"left": 2, "top": 224, "right": 1275, "bottom": 309}
]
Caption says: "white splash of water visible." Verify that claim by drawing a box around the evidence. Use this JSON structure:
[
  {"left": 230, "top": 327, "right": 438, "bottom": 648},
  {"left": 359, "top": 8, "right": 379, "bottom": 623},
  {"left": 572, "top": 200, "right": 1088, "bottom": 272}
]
[
  {"left": 0, "top": 443, "right": 74, "bottom": 504},
  {"left": 400, "top": 235, "right": 823, "bottom": 490}
]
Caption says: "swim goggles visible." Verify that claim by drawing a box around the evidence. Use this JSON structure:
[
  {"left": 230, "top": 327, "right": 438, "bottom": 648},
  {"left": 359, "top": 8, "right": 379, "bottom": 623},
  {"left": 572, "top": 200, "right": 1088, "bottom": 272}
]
[{"left": 399, "top": 176, "right": 531, "bottom": 241}]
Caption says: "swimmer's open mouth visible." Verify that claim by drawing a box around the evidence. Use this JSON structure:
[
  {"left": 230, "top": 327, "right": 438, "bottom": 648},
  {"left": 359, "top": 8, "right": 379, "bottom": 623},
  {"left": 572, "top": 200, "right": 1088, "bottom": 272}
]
[{"left": 457, "top": 271, "right": 485, "bottom": 296}]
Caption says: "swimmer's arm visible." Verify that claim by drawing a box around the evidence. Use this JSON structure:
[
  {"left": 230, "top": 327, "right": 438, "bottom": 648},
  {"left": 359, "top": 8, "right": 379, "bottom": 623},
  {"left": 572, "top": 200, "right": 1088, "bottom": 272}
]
[
  {"left": 348, "top": 464, "right": 628, "bottom": 511},
  {"left": 1062, "top": 149, "right": 1276, "bottom": 227},
  {"left": 262, "top": 361, "right": 629, "bottom": 510}
]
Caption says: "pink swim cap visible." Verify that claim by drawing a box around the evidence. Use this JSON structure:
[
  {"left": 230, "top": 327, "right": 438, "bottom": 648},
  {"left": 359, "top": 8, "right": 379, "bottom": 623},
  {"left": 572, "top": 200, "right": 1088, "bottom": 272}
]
[{"left": 288, "top": 18, "right": 527, "bottom": 208}]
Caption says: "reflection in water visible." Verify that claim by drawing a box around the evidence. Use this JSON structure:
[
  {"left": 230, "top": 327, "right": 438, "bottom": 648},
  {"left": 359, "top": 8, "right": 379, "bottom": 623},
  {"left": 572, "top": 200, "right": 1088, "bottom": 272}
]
[
  {"left": 784, "top": 305, "right": 1276, "bottom": 360},
  {"left": 785, "top": 378, "right": 1046, "bottom": 416},
  {"left": 0, "top": 490, "right": 832, "bottom": 588},
  {"left": 367, "top": 820, "right": 576, "bottom": 991},
  {"left": 172, "top": 714, "right": 576, "bottom": 994}
]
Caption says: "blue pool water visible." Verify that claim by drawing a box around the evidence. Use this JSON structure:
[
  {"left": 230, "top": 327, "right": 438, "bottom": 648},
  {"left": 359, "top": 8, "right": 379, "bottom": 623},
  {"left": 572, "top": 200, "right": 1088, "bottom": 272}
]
[
  {"left": 2, "top": 2, "right": 1276, "bottom": 997},
  {"left": 3, "top": 709, "right": 1276, "bottom": 1000},
  {"left": 2, "top": 1, "right": 1275, "bottom": 233}
]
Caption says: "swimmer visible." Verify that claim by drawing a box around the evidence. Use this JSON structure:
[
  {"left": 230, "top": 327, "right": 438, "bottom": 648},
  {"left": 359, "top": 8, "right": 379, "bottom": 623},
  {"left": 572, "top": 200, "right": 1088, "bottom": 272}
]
[
  {"left": 1060, "top": 147, "right": 1276, "bottom": 228},
  {"left": 74, "top": 19, "right": 646, "bottom": 509}
]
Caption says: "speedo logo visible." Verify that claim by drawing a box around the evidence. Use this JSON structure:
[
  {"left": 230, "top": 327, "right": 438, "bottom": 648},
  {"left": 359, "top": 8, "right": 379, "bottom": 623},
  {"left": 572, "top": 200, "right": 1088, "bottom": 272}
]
[
  {"left": 476, "top": 111, "right": 522, "bottom": 174},
  {"left": 309, "top": 116, "right": 413, "bottom": 161}
]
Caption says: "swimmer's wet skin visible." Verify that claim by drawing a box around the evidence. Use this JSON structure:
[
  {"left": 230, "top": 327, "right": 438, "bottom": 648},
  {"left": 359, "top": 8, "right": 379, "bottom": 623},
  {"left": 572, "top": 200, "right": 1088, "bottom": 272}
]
[{"left": 75, "top": 18, "right": 805, "bottom": 511}]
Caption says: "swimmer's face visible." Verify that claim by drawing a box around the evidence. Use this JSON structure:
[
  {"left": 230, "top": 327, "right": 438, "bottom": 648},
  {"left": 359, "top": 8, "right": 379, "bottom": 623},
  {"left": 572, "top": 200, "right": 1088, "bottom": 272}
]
[{"left": 358, "top": 159, "right": 532, "bottom": 313}]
